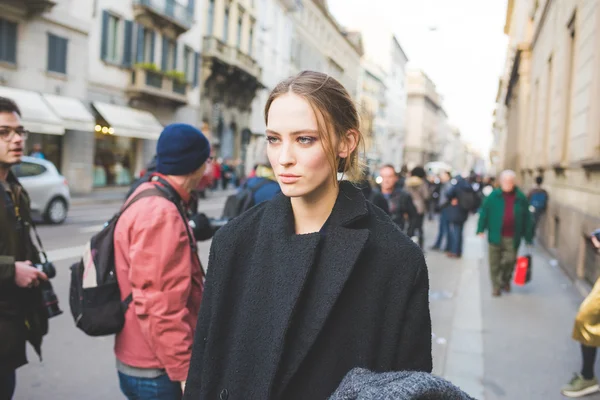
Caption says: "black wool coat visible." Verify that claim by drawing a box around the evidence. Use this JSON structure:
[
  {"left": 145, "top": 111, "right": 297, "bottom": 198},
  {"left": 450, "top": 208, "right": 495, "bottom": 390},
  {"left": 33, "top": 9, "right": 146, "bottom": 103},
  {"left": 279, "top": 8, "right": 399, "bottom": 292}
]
[{"left": 184, "top": 181, "right": 432, "bottom": 400}]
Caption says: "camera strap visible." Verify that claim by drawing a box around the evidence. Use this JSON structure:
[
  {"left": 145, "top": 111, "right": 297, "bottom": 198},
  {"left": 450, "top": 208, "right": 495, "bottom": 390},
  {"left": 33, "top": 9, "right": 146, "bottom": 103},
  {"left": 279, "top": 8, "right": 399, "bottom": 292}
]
[{"left": 12, "top": 184, "right": 49, "bottom": 264}]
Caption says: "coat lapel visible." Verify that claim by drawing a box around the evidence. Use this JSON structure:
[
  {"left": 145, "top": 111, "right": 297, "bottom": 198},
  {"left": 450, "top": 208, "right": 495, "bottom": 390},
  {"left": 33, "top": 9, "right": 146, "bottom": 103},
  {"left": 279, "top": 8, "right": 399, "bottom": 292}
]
[{"left": 276, "top": 182, "right": 371, "bottom": 393}]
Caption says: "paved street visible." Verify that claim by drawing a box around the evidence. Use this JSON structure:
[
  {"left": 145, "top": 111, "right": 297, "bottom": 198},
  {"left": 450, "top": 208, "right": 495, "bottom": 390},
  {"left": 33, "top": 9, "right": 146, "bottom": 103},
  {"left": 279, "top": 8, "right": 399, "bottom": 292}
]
[{"left": 13, "top": 197, "right": 600, "bottom": 400}]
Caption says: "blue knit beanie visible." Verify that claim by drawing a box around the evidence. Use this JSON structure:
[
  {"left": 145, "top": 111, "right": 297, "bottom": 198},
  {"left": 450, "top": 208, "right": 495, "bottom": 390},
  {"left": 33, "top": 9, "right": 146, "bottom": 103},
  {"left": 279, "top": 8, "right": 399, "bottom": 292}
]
[{"left": 156, "top": 123, "right": 211, "bottom": 176}]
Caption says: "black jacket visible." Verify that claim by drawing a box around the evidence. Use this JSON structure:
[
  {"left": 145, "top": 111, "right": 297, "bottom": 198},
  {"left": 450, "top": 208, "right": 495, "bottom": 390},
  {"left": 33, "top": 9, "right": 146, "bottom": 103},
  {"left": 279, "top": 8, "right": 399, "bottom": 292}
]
[
  {"left": 184, "top": 181, "right": 432, "bottom": 400},
  {"left": 0, "top": 171, "right": 47, "bottom": 374}
]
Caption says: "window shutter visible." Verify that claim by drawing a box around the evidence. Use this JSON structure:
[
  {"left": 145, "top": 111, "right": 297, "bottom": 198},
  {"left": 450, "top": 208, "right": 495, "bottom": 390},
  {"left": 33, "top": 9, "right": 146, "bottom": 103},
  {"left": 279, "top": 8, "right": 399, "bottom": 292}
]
[
  {"left": 122, "top": 20, "right": 133, "bottom": 67},
  {"left": 193, "top": 51, "right": 199, "bottom": 87},
  {"left": 161, "top": 36, "right": 168, "bottom": 71},
  {"left": 61, "top": 37, "right": 68, "bottom": 74},
  {"left": 150, "top": 31, "right": 156, "bottom": 63},
  {"left": 173, "top": 41, "right": 178, "bottom": 71},
  {"left": 187, "top": 0, "right": 195, "bottom": 17},
  {"left": 1, "top": 19, "right": 18, "bottom": 64},
  {"left": 100, "top": 10, "right": 109, "bottom": 61},
  {"left": 136, "top": 24, "right": 145, "bottom": 63},
  {"left": 47, "top": 34, "right": 55, "bottom": 72}
]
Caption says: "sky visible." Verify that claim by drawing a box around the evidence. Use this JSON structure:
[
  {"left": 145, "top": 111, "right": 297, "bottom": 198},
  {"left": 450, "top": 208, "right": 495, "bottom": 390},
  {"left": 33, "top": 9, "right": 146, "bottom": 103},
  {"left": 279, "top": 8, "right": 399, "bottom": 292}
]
[{"left": 327, "top": 0, "right": 509, "bottom": 156}]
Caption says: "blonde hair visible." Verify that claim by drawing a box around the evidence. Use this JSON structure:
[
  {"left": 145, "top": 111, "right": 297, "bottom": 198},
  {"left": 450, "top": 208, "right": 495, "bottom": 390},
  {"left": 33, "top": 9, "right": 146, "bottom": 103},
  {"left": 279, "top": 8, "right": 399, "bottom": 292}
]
[{"left": 264, "top": 71, "right": 365, "bottom": 183}]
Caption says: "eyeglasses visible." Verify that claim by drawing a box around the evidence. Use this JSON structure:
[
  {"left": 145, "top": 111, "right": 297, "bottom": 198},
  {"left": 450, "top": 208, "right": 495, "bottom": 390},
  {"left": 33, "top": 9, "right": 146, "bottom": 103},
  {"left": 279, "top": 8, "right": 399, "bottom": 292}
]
[{"left": 0, "top": 127, "right": 29, "bottom": 142}]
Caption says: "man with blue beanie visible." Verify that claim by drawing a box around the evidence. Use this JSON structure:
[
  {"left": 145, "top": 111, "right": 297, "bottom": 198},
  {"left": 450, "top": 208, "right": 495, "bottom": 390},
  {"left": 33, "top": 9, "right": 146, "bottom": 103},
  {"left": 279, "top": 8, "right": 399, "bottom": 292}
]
[{"left": 113, "top": 123, "right": 210, "bottom": 400}]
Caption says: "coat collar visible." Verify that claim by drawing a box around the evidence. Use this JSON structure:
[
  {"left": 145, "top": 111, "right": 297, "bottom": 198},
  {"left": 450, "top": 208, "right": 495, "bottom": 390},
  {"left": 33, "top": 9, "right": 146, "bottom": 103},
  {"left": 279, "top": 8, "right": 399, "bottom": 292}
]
[{"left": 262, "top": 181, "right": 371, "bottom": 394}]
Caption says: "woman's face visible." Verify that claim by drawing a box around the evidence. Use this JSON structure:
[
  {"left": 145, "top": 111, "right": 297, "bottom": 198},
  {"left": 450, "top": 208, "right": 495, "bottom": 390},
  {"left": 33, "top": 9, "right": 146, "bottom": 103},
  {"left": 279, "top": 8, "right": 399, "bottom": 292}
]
[{"left": 266, "top": 92, "right": 335, "bottom": 198}]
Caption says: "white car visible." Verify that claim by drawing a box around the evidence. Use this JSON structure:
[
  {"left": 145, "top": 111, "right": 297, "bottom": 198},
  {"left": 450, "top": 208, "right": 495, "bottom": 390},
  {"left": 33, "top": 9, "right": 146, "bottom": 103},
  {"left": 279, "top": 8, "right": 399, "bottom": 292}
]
[{"left": 11, "top": 156, "right": 71, "bottom": 224}]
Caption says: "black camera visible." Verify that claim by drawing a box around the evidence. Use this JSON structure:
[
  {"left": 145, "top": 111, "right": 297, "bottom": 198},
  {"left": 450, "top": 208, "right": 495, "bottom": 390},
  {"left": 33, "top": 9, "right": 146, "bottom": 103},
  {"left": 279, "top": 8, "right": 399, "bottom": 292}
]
[{"left": 35, "top": 262, "right": 63, "bottom": 319}]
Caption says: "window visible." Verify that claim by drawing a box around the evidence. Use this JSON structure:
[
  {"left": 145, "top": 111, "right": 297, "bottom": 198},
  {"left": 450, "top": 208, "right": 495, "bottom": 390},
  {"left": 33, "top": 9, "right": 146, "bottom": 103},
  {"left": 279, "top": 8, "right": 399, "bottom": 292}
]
[
  {"left": 248, "top": 26, "right": 253, "bottom": 56},
  {"left": 12, "top": 162, "right": 47, "bottom": 178},
  {"left": 101, "top": 11, "right": 122, "bottom": 63},
  {"left": 144, "top": 29, "right": 154, "bottom": 62},
  {"left": 223, "top": 7, "right": 230, "bottom": 42},
  {"left": 237, "top": 16, "right": 243, "bottom": 49},
  {"left": 207, "top": 0, "right": 215, "bottom": 35},
  {"left": 47, "top": 33, "right": 68, "bottom": 74},
  {"left": 161, "top": 37, "right": 176, "bottom": 71},
  {"left": 184, "top": 46, "right": 194, "bottom": 82},
  {"left": 0, "top": 18, "right": 17, "bottom": 64}
]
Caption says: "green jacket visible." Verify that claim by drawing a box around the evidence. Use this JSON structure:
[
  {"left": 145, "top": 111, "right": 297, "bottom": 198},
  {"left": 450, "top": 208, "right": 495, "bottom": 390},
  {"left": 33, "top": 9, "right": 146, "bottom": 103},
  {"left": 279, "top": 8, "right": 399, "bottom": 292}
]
[
  {"left": 0, "top": 171, "right": 47, "bottom": 374},
  {"left": 476, "top": 187, "right": 534, "bottom": 249}
]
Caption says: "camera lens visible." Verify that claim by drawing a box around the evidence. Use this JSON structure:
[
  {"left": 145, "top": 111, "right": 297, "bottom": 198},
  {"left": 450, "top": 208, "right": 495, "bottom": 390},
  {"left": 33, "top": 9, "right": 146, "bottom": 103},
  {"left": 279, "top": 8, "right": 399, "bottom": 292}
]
[{"left": 43, "top": 262, "right": 57, "bottom": 279}]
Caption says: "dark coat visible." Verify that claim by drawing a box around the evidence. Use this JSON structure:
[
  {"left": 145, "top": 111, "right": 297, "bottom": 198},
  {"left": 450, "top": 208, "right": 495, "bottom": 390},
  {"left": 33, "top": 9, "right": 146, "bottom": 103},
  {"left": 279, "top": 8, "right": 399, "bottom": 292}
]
[
  {"left": 477, "top": 187, "right": 534, "bottom": 249},
  {"left": 0, "top": 171, "right": 47, "bottom": 374},
  {"left": 446, "top": 178, "right": 472, "bottom": 224},
  {"left": 184, "top": 181, "right": 432, "bottom": 400}
]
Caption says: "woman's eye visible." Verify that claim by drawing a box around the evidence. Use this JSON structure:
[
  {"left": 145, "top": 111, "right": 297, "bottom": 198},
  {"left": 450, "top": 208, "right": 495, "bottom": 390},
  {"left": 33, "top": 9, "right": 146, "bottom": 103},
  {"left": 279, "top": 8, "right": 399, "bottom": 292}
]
[
  {"left": 298, "top": 136, "right": 316, "bottom": 145},
  {"left": 266, "top": 136, "right": 279, "bottom": 144}
]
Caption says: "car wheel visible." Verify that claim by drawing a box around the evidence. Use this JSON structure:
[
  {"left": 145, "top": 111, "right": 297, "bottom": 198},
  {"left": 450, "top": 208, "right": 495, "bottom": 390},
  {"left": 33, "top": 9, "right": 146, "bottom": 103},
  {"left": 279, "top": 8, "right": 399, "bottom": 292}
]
[{"left": 44, "top": 197, "right": 68, "bottom": 224}]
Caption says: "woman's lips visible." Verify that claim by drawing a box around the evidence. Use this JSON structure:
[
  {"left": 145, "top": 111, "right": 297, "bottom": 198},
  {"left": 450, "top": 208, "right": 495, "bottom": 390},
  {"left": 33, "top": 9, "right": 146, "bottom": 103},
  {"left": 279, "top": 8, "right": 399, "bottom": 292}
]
[{"left": 279, "top": 174, "right": 300, "bottom": 184}]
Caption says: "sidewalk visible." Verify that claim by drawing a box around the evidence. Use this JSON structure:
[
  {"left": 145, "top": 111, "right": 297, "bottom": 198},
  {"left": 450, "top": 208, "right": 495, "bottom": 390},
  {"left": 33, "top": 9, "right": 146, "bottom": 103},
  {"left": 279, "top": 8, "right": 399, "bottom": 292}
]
[{"left": 426, "top": 215, "right": 600, "bottom": 399}]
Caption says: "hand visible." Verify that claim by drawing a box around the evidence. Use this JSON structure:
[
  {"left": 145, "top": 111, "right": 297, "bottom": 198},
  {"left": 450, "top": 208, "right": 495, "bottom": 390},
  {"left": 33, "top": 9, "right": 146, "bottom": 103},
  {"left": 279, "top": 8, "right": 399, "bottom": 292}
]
[
  {"left": 180, "top": 381, "right": 186, "bottom": 393},
  {"left": 14, "top": 261, "right": 48, "bottom": 288},
  {"left": 451, "top": 198, "right": 458, "bottom": 206},
  {"left": 592, "top": 235, "right": 600, "bottom": 250},
  {"left": 477, "top": 233, "right": 485, "bottom": 238}
]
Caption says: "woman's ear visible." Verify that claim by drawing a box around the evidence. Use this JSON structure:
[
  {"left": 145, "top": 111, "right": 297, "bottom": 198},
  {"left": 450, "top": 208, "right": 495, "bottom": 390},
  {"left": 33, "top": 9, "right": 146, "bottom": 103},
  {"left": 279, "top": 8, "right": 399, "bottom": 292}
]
[{"left": 338, "top": 129, "right": 359, "bottom": 158}]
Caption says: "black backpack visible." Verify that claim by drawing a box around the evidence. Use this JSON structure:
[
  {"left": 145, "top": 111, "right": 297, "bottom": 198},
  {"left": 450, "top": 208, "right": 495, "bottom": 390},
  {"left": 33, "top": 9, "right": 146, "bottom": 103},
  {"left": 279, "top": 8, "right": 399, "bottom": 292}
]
[
  {"left": 457, "top": 188, "right": 481, "bottom": 213},
  {"left": 221, "top": 179, "right": 271, "bottom": 219},
  {"left": 69, "top": 179, "right": 198, "bottom": 337}
]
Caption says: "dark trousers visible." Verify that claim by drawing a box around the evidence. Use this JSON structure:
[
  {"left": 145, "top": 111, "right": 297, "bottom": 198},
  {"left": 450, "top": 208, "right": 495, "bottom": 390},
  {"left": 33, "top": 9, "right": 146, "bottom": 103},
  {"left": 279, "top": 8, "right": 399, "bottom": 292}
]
[
  {"left": 0, "top": 370, "right": 16, "bottom": 400},
  {"left": 448, "top": 222, "right": 464, "bottom": 256},
  {"left": 488, "top": 237, "right": 517, "bottom": 290},
  {"left": 118, "top": 372, "right": 182, "bottom": 400},
  {"left": 408, "top": 213, "right": 425, "bottom": 248},
  {"left": 433, "top": 208, "right": 449, "bottom": 250}
]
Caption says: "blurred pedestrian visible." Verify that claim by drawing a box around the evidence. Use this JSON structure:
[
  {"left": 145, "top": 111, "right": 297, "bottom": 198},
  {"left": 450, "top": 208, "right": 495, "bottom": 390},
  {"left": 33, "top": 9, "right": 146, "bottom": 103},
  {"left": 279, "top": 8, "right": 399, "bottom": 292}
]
[
  {"left": 376, "top": 164, "right": 416, "bottom": 232},
  {"left": 445, "top": 175, "right": 474, "bottom": 259},
  {"left": 528, "top": 175, "right": 549, "bottom": 237},
  {"left": 477, "top": 170, "right": 533, "bottom": 297},
  {"left": 0, "top": 97, "right": 50, "bottom": 400},
  {"left": 561, "top": 229, "right": 600, "bottom": 398},
  {"left": 406, "top": 166, "right": 430, "bottom": 247},
  {"left": 431, "top": 170, "right": 452, "bottom": 252},
  {"left": 184, "top": 71, "right": 432, "bottom": 400},
  {"left": 29, "top": 143, "right": 45, "bottom": 159},
  {"left": 114, "top": 124, "right": 210, "bottom": 400}
]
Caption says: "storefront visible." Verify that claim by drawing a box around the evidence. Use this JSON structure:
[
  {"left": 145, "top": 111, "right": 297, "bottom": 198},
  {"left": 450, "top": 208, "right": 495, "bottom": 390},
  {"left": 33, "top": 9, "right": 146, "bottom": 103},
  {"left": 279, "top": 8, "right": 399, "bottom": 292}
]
[
  {"left": 91, "top": 102, "right": 163, "bottom": 188},
  {"left": 0, "top": 86, "right": 65, "bottom": 168}
]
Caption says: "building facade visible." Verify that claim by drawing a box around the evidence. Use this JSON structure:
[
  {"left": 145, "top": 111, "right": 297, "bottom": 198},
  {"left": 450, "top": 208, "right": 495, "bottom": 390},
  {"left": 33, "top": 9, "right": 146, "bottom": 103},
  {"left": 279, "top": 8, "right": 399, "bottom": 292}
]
[
  {"left": 0, "top": 0, "right": 96, "bottom": 193},
  {"left": 289, "top": 0, "right": 362, "bottom": 100},
  {"left": 495, "top": 0, "right": 600, "bottom": 282},
  {"left": 245, "top": 0, "right": 295, "bottom": 175},
  {"left": 404, "top": 68, "right": 447, "bottom": 167},
  {"left": 357, "top": 59, "right": 387, "bottom": 170},
  {"left": 199, "top": 0, "right": 262, "bottom": 171}
]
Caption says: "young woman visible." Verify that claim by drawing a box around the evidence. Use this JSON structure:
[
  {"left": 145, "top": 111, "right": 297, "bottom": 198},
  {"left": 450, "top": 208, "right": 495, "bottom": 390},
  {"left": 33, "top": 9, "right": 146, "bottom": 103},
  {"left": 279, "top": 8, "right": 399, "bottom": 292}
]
[{"left": 183, "top": 71, "right": 432, "bottom": 400}]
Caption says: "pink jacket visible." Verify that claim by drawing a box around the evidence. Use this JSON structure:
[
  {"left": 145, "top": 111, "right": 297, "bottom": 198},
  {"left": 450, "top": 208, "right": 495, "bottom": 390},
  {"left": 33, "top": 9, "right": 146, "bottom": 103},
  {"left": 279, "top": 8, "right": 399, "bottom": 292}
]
[{"left": 113, "top": 178, "right": 204, "bottom": 382}]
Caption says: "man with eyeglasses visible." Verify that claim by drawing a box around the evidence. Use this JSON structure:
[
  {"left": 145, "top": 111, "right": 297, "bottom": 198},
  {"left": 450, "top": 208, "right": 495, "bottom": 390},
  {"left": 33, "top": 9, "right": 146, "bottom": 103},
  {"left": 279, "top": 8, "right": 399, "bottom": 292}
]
[{"left": 0, "top": 96, "right": 49, "bottom": 399}]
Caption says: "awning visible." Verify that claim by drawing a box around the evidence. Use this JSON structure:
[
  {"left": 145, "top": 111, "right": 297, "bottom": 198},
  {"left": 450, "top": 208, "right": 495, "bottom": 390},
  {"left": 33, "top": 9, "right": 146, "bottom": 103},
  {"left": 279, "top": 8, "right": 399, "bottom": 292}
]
[
  {"left": 0, "top": 86, "right": 64, "bottom": 135},
  {"left": 92, "top": 102, "right": 163, "bottom": 140},
  {"left": 42, "top": 94, "right": 95, "bottom": 132}
]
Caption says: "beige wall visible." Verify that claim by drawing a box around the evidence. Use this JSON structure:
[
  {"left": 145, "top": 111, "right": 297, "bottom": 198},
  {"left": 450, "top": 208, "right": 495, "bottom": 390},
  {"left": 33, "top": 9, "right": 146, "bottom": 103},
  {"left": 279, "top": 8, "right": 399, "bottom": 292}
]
[{"left": 500, "top": 0, "right": 600, "bottom": 283}]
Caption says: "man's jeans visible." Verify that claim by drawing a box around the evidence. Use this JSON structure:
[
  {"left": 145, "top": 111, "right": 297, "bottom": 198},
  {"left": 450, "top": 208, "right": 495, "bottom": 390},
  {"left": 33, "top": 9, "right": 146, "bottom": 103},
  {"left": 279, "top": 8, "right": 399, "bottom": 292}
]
[
  {"left": 448, "top": 222, "right": 464, "bottom": 256},
  {"left": 118, "top": 372, "right": 182, "bottom": 400},
  {"left": 0, "top": 370, "right": 16, "bottom": 400},
  {"left": 433, "top": 208, "right": 449, "bottom": 250}
]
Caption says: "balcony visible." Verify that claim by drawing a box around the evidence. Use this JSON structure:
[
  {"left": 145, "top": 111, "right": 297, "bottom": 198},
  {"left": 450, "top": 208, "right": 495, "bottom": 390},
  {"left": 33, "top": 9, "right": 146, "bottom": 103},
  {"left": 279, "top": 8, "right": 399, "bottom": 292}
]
[
  {"left": 0, "top": 0, "right": 56, "bottom": 16},
  {"left": 126, "top": 65, "right": 189, "bottom": 106},
  {"left": 280, "top": 0, "right": 303, "bottom": 12},
  {"left": 132, "top": 0, "right": 193, "bottom": 37},
  {"left": 203, "top": 36, "right": 261, "bottom": 80}
]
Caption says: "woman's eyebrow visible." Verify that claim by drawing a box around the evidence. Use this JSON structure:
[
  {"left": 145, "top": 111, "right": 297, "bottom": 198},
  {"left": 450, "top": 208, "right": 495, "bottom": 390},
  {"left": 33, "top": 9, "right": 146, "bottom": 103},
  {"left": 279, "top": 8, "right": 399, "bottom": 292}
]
[{"left": 265, "top": 129, "right": 318, "bottom": 136}]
